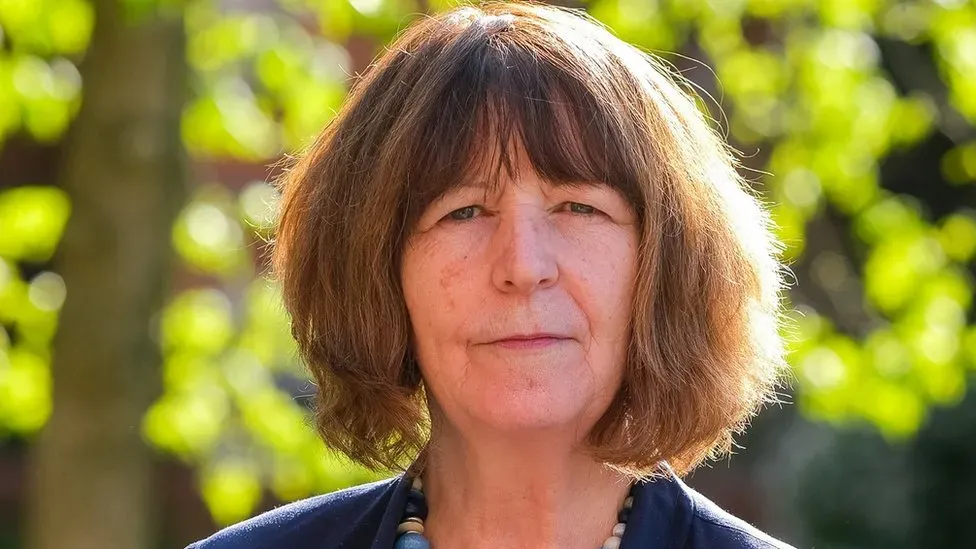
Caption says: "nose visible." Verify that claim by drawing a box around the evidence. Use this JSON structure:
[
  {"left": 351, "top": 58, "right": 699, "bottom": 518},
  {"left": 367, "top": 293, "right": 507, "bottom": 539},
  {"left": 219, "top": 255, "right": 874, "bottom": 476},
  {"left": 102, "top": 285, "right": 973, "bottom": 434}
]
[{"left": 491, "top": 209, "right": 558, "bottom": 294}]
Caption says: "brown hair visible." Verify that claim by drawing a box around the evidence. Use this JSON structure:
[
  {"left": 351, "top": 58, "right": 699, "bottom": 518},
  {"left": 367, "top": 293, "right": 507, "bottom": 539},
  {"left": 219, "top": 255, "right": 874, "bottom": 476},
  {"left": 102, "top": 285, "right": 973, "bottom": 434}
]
[{"left": 272, "top": 1, "right": 789, "bottom": 476}]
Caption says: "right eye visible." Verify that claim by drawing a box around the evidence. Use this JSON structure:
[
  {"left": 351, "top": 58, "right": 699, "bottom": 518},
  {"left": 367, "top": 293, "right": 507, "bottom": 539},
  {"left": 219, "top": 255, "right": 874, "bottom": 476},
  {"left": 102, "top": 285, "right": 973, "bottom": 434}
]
[{"left": 446, "top": 206, "right": 481, "bottom": 221}]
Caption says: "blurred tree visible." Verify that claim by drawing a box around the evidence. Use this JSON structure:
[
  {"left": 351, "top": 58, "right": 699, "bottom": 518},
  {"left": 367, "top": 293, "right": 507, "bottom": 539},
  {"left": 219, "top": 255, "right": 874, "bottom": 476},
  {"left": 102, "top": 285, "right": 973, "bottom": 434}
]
[
  {"left": 0, "top": 0, "right": 974, "bottom": 547},
  {"left": 795, "top": 381, "right": 976, "bottom": 548},
  {"left": 16, "top": 0, "right": 188, "bottom": 547}
]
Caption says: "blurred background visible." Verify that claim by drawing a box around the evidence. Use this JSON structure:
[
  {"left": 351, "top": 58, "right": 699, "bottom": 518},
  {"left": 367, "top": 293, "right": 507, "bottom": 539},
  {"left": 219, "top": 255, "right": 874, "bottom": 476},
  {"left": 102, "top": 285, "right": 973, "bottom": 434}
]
[{"left": 1, "top": 0, "right": 975, "bottom": 547}]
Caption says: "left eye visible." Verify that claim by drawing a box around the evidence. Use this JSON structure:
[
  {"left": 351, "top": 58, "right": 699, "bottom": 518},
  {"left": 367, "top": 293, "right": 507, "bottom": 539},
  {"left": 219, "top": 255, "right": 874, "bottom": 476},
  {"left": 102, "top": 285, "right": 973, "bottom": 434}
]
[{"left": 566, "top": 202, "right": 597, "bottom": 215}]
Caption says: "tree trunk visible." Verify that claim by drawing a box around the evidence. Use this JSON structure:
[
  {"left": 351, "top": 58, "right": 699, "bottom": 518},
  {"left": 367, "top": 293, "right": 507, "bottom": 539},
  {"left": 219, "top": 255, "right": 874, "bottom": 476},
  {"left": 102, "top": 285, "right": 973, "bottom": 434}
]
[{"left": 25, "top": 0, "right": 187, "bottom": 547}]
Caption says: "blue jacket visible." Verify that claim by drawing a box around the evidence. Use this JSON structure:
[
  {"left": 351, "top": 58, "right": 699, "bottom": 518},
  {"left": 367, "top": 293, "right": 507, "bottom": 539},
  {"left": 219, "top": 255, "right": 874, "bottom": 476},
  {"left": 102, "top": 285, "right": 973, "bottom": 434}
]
[{"left": 187, "top": 470, "right": 796, "bottom": 548}]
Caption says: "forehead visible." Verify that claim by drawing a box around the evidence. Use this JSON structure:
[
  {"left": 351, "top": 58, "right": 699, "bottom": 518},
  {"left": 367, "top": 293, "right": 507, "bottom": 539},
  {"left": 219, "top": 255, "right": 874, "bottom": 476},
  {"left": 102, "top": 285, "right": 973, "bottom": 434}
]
[
  {"left": 420, "top": 111, "right": 636, "bottom": 194},
  {"left": 448, "top": 142, "right": 610, "bottom": 199}
]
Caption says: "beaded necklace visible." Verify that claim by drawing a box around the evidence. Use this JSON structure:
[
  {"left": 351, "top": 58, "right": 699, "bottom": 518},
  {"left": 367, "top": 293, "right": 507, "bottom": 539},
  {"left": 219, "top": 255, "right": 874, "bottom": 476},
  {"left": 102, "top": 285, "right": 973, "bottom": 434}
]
[{"left": 394, "top": 476, "right": 638, "bottom": 549}]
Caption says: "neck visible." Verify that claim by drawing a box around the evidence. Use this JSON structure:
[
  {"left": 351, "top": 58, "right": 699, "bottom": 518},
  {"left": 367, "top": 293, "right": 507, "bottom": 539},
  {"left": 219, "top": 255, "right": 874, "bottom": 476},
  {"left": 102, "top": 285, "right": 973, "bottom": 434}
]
[{"left": 420, "top": 428, "right": 632, "bottom": 549}]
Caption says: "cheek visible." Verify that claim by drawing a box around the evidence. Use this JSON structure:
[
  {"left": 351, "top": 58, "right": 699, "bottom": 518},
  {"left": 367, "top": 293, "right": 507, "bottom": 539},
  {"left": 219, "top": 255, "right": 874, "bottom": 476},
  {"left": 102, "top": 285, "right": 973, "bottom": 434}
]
[
  {"left": 402, "top": 236, "right": 477, "bottom": 337},
  {"left": 437, "top": 254, "right": 470, "bottom": 313},
  {"left": 573, "top": 232, "right": 637, "bottom": 309},
  {"left": 567, "top": 231, "right": 637, "bottom": 387}
]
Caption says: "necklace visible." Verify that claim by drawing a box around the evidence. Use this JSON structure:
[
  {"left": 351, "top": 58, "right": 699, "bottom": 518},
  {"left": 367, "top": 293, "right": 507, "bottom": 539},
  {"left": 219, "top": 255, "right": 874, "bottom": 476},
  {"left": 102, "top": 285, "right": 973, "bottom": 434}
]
[{"left": 394, "top": 476, "right": 638, "bottom": 549}]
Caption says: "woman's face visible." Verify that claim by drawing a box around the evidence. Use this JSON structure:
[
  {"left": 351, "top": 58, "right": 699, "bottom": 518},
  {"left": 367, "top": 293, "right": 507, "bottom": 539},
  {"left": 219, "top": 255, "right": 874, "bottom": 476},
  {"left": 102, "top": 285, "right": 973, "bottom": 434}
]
[{"left": 401, "top": 150, "right": 639, "bottom": 440}]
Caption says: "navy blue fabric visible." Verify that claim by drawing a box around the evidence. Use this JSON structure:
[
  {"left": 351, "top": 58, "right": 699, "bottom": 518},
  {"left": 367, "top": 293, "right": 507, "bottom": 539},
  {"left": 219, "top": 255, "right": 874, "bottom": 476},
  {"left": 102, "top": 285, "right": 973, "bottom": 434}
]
[{"left": 187, "top": 468, "right": 797, "bottom": 549}]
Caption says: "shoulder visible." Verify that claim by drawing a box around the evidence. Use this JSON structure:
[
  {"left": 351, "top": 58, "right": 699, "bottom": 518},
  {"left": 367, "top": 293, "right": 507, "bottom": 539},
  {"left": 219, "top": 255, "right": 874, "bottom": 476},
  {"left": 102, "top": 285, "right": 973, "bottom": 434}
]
[
  {"left": 683, "top": 480, "right": 797, "bottom": 549},
  {"left": 185, "top": 476, "right": 401, "bottom": 549},
  {"left": 624, "top": 467, "right": 798, "bottom": 549}
]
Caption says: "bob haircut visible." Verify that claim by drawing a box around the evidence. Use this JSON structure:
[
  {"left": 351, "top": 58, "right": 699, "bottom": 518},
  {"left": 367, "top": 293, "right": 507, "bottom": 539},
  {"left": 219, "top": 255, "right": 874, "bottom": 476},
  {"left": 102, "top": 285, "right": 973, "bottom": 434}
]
[{"left": 273, "top": 1, "right": 788, "bottom": 476}]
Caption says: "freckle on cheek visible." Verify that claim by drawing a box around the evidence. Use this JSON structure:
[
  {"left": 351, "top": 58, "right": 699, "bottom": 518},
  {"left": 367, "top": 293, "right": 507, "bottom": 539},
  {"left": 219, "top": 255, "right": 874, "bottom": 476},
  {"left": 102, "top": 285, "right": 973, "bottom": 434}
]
[
  {"left": 439, "top": 261, "right": 464, "bottom": 311},
  {"left": 439, "top": 256, "right": 467, "bottom": 285}
]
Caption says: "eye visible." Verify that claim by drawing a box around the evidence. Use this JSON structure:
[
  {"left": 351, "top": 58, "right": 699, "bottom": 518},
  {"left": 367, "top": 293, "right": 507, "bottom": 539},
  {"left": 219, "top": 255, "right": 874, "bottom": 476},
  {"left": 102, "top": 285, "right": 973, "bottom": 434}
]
[
  {"left": 565, "top": 202, "right": 598, "bottom": 215},
  {"left": 446, "top": 205, "right": 481, "bottom": 221}
]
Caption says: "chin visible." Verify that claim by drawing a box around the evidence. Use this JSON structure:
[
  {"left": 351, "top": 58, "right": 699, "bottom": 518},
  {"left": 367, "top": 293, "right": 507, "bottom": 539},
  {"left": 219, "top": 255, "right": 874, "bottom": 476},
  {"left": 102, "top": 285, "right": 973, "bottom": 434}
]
[
  {"left": 429, "top": 354, "right": 615, "bottom": 437},
  {"left": 469, "top": 389, "right": 591, "bottom": 434}
]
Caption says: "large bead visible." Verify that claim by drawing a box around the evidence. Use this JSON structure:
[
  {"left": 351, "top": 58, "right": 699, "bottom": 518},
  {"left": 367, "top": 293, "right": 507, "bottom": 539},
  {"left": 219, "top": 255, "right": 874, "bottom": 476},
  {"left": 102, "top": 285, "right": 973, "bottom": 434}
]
[
  {"left": 602, "top": 535, "right": 622, "bottom": 549},
  {"left": 394, "top": 532, "right": 432, "bottom": 549},
  {"left": 612, "top": 522, "right": 626, "bottom": 537}
]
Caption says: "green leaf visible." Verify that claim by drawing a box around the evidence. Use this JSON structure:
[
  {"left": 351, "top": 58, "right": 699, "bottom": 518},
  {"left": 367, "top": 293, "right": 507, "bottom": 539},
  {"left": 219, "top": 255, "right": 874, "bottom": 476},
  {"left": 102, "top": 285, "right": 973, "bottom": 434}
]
[
  {"left": 938, "top": 210, "right": 976, "bottom": 262},
  {"left": 888, "top": 93, "right": 937, "bottom": 147},
  {"left": 182, "top": 79, "right": 279, "bottom": 160},
  {"left": 940, "top": 141, "right": 976, "bottom": 185},
  {"left": 0, "top": 186, "right": 70, "bottom": 262},
  {"left": 161, "top": 289, "right": 235, "bottom": 356},
  {"left": 854, "top": 195, "right": 925, "bottom": 245},
  {"left": 864, "top": 233, "right": 945, "bottom": 314},
  {"left": 0, "top": 259, "right": 26, "bottom": 325},
  {"left": 798, "top": 343, "right": 849, "bottom": 391},
  {"left": 172, "top": 191, "right": 249, "bottom": 276},
  {"left": 861, "top": 380, "right": 924, "bottom": 439},
  {"left": 48, "top": 0, "right": 94, "bottom": 54},
  {"left": 238, "top": 387, "right": 313, "bottom": 455},
  {"left": 143, "top": 385, "right": 229, "bottom": 458},
  {"left": 590, "top": 0, "right": 684, "bottom": 52},
  {"left": 0, "top": 346, "right": 51, "bottom": 434},
  {"left": 200, "top": 459, "right": 263, "bottom": 526}
]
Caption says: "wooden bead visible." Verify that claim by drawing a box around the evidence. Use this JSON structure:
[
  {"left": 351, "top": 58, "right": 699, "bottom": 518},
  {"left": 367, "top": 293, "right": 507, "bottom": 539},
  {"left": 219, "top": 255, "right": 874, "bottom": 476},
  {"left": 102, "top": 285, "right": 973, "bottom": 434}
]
[
  {"left": 397, "top": 518, "right": 425, "bottom": 535},
  {"left": 602, "top": 535, "right": 622, "bottom": 549}
]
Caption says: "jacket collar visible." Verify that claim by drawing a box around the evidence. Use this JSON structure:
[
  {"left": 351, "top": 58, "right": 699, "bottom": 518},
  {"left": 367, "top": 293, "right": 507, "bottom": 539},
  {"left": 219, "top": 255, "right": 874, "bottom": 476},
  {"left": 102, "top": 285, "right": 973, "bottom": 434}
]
[
  {"left": 369, "top": 463, "right": 692, "bottom": 549},
  {"left": 622, "top": 463, "right": 693, "bottom": 549},
  {"left": 369, "top": 472, "right": 411, "bottom": 549}
]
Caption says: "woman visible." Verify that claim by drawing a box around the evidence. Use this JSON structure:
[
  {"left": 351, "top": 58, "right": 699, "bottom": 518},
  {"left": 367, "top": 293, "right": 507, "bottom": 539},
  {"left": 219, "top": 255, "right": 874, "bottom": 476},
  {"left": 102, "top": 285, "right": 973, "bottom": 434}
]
[{"left": 189, "top": 2, "right": 795, "bottom": 548}]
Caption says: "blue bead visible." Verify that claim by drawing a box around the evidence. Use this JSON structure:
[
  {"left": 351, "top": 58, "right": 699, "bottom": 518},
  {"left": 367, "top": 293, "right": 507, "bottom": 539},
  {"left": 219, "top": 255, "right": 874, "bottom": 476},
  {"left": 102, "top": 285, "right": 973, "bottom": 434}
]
[{"left": 394, "top": 532, "right": 431, "bottom": 549}]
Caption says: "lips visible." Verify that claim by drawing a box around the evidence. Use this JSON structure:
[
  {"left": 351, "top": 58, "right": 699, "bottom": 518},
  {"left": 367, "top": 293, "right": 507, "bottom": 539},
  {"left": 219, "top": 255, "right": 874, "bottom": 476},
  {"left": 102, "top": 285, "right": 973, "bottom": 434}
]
[
  {"left": 492, "top": 333, "right": 567, "bottom": 342},
  {"left": 486, "top": 333, "right": 571, "bottom": 349}
]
